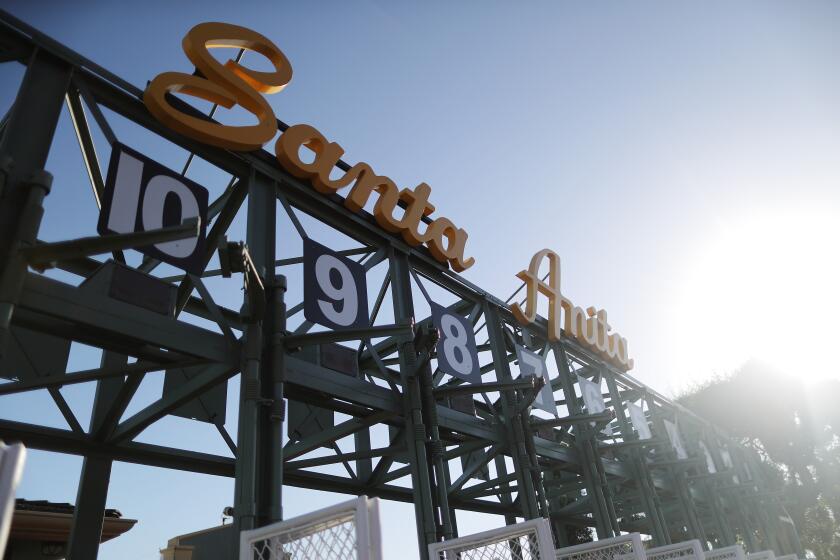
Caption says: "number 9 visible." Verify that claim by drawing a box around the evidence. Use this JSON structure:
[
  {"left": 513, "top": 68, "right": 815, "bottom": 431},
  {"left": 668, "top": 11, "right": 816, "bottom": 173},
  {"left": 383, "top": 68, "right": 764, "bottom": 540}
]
[
  {"left": 315, "top": 254, "right": 359, "bottom": 327},
  {"left": 303, "top": 239, "right": 368, "bottom": 330}
]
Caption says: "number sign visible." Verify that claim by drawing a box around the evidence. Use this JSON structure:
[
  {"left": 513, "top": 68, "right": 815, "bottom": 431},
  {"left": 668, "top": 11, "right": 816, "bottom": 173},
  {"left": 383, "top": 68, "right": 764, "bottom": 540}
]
[
  {"left": 578, "top": 375, "right": 612, "bottom": 436},
  {"left": 627, "top": 402, "right": 652, "bottom": 440},
  {"left": 664, "top": 419, "right": 688, "bottom": 459},
  {"left": 98, "top": 143, "right": 208, "bottom": 274},
  {"left": 303, "top": 239, "right": 369, "bottom": 330},
  {"left": 720, "top": 447, "right": 740, "bottom": 483},
  {"left": 432, "top": 304, "right": 480, "bottom": 383},
  {"left": 515, "top": 345, "right": 556, "bottom": 415},
  {"left": 699, "top": 440, "right": 717, "bottom": 473}
]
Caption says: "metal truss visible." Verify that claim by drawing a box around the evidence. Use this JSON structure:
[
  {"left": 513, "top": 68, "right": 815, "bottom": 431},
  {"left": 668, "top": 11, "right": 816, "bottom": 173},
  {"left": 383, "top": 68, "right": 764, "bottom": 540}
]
[{"left": 0, "top": 10, "right": 806, "bottom": 560}]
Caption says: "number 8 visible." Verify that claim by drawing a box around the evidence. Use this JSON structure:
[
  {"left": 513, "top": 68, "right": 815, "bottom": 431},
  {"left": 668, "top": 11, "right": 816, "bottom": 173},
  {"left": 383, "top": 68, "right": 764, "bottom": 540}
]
[{"left": 440, "top": 314, "right": 475, "bottom": 377}]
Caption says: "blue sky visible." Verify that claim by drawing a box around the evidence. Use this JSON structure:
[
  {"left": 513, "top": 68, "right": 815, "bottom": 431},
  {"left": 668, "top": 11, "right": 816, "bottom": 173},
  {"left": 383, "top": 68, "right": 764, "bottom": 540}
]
[{"left": 2, "top": 1, "right": 840, "bottom": 558}]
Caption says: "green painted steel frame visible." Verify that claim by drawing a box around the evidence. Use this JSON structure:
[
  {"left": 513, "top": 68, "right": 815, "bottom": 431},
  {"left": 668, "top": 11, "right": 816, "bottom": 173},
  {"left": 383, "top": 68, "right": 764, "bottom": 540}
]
[{"left": 0, "top": 10, "right": 804, "bottom": 560}]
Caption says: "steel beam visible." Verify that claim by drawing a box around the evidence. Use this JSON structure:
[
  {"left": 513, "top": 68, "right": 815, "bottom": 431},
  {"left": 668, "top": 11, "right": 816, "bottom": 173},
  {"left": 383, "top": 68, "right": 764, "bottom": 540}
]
[
  {"left": 0, "top": 47, "right": 71, "bottom": 357},
  {"left": 605, "top": 371, "right": 668, "bottom": 544},
  {"left": 0, "top": 12, "right": 811, "bottom": 555},
  {"left": 553, "top": 342, "right": 619, "bottom": 537},
  {"left": 67, "top": 352, "right": 126, "bottom": 560},
  {"left": 390, "top": 250, "right": 440, "bottom": 557}
]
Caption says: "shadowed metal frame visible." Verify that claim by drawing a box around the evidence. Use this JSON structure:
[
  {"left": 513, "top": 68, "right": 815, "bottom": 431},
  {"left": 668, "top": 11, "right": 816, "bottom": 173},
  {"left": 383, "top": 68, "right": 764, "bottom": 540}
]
[{"left": 0, "top": 10, "right": 805, "bottom": 560}]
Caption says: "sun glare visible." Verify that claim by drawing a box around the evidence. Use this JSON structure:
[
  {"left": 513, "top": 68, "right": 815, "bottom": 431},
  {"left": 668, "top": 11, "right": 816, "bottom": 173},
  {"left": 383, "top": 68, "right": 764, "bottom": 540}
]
[{"left": 667, "top": 206, "right": 840, "bottom": 384}]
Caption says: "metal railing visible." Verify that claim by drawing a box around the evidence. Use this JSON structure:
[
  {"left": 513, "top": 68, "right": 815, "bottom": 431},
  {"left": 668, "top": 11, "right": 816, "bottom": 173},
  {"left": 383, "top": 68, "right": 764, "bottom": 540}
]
[
  {"left": 239, "top": 496, "right": 382, "bottom": 560},
  {"left": 428, "top": 518, "right": 556, "bottom": 560},
  {"left": 0, "top": 440, "right": 25, "bottom": 557},
  {"left": 647, "top": 540, "right": 704, "bottom": 560},
  {"left": 555, "top": 533, "right": 646, "bottom": 560},
  {"left": 704, "top": 545, "right": 747, "bottom": 560}
]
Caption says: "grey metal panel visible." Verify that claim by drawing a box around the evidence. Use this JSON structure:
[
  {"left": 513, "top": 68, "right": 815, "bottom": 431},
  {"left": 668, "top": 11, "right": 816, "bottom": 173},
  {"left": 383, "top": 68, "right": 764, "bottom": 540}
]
[
  {"left": 18, "top": 273, "right": 235, "bottom": 364},
  {"left": 163, "top": 365, "right": 228, "bottom": 424},
  {"left": 287, "top": 400, "right": 334, "bottom": 441},
  {"left": 0, "top": 326, "right": 70, "bottom": 381}
]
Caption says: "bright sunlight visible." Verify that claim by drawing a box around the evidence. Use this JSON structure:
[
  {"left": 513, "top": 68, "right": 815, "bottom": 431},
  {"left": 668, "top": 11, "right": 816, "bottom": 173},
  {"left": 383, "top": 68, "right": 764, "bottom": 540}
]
[{"left": 668, "top": 204, "right": 840, "bottom": 384}]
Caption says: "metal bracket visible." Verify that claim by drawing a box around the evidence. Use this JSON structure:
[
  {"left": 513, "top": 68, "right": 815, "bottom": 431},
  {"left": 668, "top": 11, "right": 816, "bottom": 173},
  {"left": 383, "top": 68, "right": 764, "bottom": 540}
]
[
  {"left": 279, "top": 320, "right": 414, "bottom": 350},
  {"left": 531, "top": 410, "right": 614, "bottom": 430},
  {"left": 0, "top": 153, "right": 12, "bottom": 198},
  {"left": 218, "top": 236, "right": 265, "bottom": 323},
  {"left": 23, "top": 217, "right": 200, "bottom": 271},
  {"left": 433, "top": 377, "right": 541, "bottom": 399}
]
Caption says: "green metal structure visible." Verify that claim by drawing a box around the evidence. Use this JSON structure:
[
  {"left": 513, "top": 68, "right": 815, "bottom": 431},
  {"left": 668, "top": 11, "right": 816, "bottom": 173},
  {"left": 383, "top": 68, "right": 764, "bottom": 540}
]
[{"left": 0, "top": 11, "right": 805, "bottom": 559}]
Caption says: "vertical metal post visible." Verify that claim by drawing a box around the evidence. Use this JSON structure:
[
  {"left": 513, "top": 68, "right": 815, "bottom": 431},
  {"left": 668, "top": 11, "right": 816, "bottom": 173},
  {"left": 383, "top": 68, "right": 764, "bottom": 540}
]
[
  {"left": 266, "top": 275, "right": 286, "bottom": 523},
  {"left": 483, "top": 303, "right": 540, "bottom": 520},
  {"left": 443, "top": 467, "right": 459, "bottom": 538},
  {"left": 66, "top": 352, "right": 126, "bottom": 560},
  {"left": 704, "top": 437, "right": 736, "bottom": 546},
  {"left": 66, "top": 458, "right": 112, "bottom": 559},
  {"left": 604, "top": 374, "right": 668, "bottom": 544},
  {"left": 553, "top": 344, "right": 616, "bottom": 537},
  {"left": 0, "top": 48, "right": 94, "bottom": 560},
  {"left": 234, "top": 170, "right": 277, "bottom": 535},
  {"left": 732, "top": 490, "right": 759, "bottom": 551},
  {"left": 0, "top": 49, "right": 71, "bottom": 356},
  {"left": 389, "top": 250, "right": 438, "bottom": 556},
  {"left": 354, "top": 428, "right": 373, "bottom": 482},
  {"left": 634, "top": 393, "right": 671, "bottom": 542},
  {"left": 233, "top": 319, "right": 262, "bottom": 533},
  {"left": 252, "top": 172, "right": 278, "bottom": 526},
  {"left": 646, "top": 396, "right": 706, "bottom": 542},
  {"left": 493, "top": 454, "right": 519, "bottom": 526},
  {"left": 697, "top": 435, "right": 736, "bottom": 546},
  {"left": 589, "top": 433, "right": 621, "bottom": 535},
  {"left": 520, "top": 414, "right": 550, "bottom": 517},
  {"left": 700, "top": 480, "right": 729, "bottom": 542},
  {"left": 419, "top": 362, "right": 454, "bottom": 539},
  {"left": 701, "top": 478, "right": 731, "bottom": 546}
]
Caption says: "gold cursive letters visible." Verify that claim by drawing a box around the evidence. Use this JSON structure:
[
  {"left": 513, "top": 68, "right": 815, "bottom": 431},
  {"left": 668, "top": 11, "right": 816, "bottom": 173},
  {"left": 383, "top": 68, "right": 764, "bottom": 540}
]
[
  {"left": 511, "top": 249, "right": 633, "bottom": 370},
  {"left": 144, "top": 22, "right": 292, "bottom": 151},
  {"left": 145, "top": 23, "right": 474, "bottom": 271},
  {"left": 274, "top": 124, "right": 474, "bottom": 272}
]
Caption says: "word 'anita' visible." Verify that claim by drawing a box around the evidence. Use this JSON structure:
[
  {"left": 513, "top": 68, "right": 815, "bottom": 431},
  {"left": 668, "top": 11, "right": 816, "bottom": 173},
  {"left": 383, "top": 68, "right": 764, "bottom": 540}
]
[
  {"left": 143, "top": 22, "right": 473, "bottom": 271},
  {"left": 511, "top": 249, "right": 634, "bottom": 371}
]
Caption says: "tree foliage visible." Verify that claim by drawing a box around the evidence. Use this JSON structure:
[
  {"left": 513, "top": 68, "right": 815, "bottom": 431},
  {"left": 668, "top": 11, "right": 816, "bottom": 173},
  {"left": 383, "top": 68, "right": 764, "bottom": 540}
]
[{"left": 677, "top": 360, "right": 840, "bottom": 557}]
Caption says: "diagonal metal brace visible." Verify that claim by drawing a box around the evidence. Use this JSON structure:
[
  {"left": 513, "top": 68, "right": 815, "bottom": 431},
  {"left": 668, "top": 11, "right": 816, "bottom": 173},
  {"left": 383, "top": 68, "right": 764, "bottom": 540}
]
[
  {"left": 433, "top": 377, "right": 541, "bottom": 399},
  {"left": 648, "top": 457, "right": 705, "bottom": 470},
  {"left": 530, "top": 410, "right": 614, "bottom": 429},
  {"left": 687, "top": 470, "right": 737, "bottom": 482},
  {"left": 280, "top": 320, "right": 414, "bottom": 350},
  {"left": 0, "top": 357, "right": 206, "bottom": 396},
  {"left": 596, "top": 437, "right": 664, "bottom": 452},
  {"left": 22, "top": 217, "right": 200, "bottom": 270}
]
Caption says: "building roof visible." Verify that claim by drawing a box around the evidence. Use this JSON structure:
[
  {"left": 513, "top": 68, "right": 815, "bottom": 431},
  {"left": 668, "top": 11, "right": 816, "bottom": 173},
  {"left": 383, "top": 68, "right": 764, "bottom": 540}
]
[
  {"left": 10, "top": 499, "right": 136, "bottom": 543},
  {"left": 15, "top": 499, "right": 125, "bottom": 518}
]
